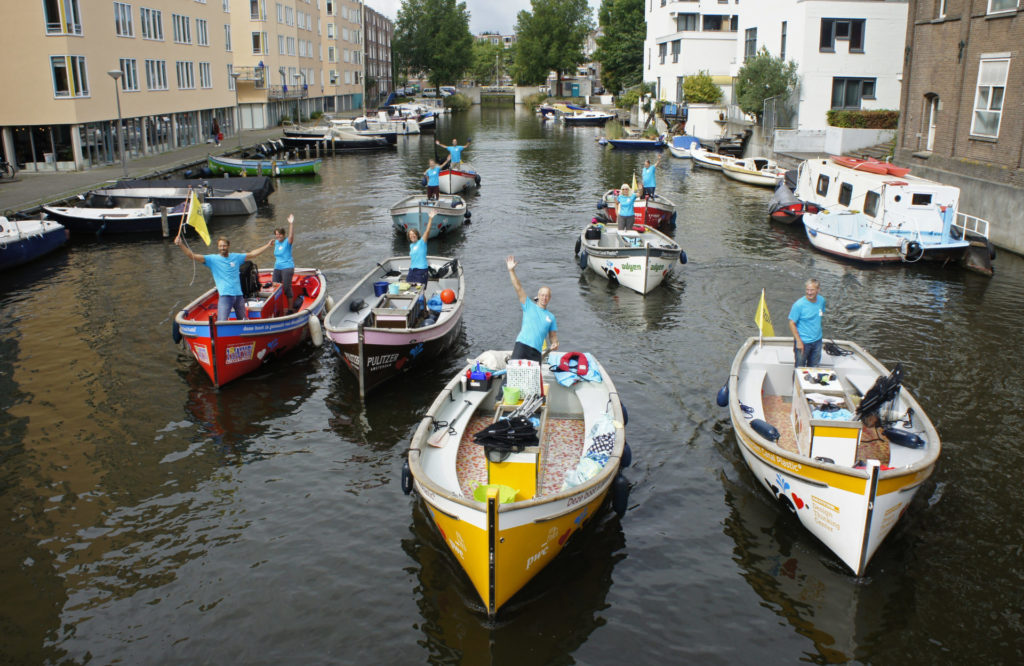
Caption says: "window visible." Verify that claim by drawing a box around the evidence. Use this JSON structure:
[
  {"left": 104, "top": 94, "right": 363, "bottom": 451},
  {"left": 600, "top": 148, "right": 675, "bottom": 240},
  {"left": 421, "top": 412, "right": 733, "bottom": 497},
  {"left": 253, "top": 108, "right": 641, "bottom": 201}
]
[
  {"left": 864, "top": 191, "right": 880, "bottom": 217},
  {"left": 252, "top": 31, "right": 267, "bottom": 53},
  {"left": 249, "top": 0, "right": 265, "bottom": 20},
  {"left": 199, "top": 61, "right": 212, "bottom": 88},
  {"left": 326, "top": 0, "right": 335, "bottom": 16},
  {"left": 285, "top": 6, "right": 294, "bottom": 25},
  {"left": 329, "top": 69, "right": 338, "bottom": 84},
  {"left": 172, "top": 14, "right": 191, "bottom": 43},
  {"left": 140, "top": 7, "right": 163, "bottom": 40},
  {"left": 176, "top": 61, "right": 195, "bottom": 89},
  {"left": 988, "top": 0, "right": 1018, "bottom": 13},
  {"left": 658, "top": 42, "right": 667, "bottom": 65},
  {"left": 327, "top": 23, "right": 335, "bottom": 38},
  {"left": 820, "top": 18, "right": 865, "bottom": 53},
  {"left": 145, "top": 59, "right": 167, "bottom": 89},
  {"left": 278, "top": 34, "right": 284, "bottom": 54},
  {"left": 937, "top": 0, "right": 947, "bottom": 18},
  {"left": 119, "top": 57, "right": 139, "bottom": 91},
  {"left": 51, "top": 55, "right": 89, "bottom": 97},
  {"left": 971, "top": 57, "right": 1009, "bottom": 138},
  {"left": 287, "top": 36, "right": 295, "bottom": 55},
  {"left": 838, "top": 182, "right": 853, "bottom": 207},
  {"left": 831, "top": 77, "right": 876, "bottom": 109},
  {"left": 224, "top": 24, "right": 231, "bottom": 50},
  {"left": 911, "top": 193, "right": 933, "bottom": 206},
  {"left": 223, "top": 0, "right": 230, "bottom": 11},
  {"left": 276, "top": 2, "right": 283, "bottom": 22},
  {"left": 227, "top": 64, "right": 235, "bottom": 90},
  {"left": 702, "top": 15, "right": 727, "bottom": 31},
  {"left": 328, "top": 45, "right": 336, "bottom": 62},
  {"left": 780, "top": 21, "right": 787, "bottom": 60},
  {"left": 671, "top": 40, "right": 680, "bottom": 64},
  {"left": 44, "top": 0, "right": 82, "bottom": 35},
  {"left": 196, "top": 18, "right": 208, "bottom": 45},
  {"left": 816, "top": 175, "right": 830, "bottom": 197},
  {"left": 342, "top": 27, "right": 349, "bottom": 41},
  {"left": 744, "top": 28, "right": 757, "bottom": 61},
  {"left": 114, "top": 2, "right": 133, "bottom": 37}
]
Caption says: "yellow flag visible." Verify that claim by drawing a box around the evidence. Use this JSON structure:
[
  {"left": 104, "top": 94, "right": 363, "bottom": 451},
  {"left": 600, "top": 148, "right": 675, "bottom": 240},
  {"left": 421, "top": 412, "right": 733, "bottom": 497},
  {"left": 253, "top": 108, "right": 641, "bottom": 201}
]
[
  {"left": 631, "top": 171, "right": 638, "bottom": 193},
  {"left": 755, "top": 288, "right": 774, "bottom": 337},
  {"left": 186, "top": 190, "right": 211, "bottom": 246}
]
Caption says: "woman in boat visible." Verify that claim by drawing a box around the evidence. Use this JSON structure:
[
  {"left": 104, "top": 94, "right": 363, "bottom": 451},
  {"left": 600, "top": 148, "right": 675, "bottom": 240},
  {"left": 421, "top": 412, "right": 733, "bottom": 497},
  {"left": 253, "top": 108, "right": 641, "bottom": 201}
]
[
  {"left": 174, "top": 234, "right": 273, "bottom": 321},
  {"left": 641, "top": 155, "right": 662, "bottom": 198},
  {"left": 506, "top": 255, "right": 558, "bottom": 362},
  {"left": 406, "top": 210, "right": 436, "bottom": 285},
  {"left": 616, "top": 184, "right": 638, "bottom": 230},
  {"left": 423, "top": 156, "right": 450, "bottom": 200},
  {"left": 273, "top": 214, "right": 296, "bottom": 308},
  {"left": 435, "top": 138, "right": 471, "bottom": 168}
]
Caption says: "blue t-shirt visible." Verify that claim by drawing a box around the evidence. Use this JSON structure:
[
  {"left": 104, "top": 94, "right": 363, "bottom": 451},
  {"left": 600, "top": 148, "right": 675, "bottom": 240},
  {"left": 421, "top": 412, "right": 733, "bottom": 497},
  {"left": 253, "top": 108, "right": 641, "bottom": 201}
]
[
  {"left": 446, "top": 145, "right": 465, "bottom": 163},
  {"left": 618, "top": 193, "right": 637, "bottom": 218},
  {"left": 789, "top": 295, "right": 826, "bottom": 343},
  {"left": 642, "top": 165, "right": 657, "bottom": 187},
  {"left": 273, "top": 239, "right": 294, "bottom": 270},
  {"left": 426, "top": 166, "right": 441, "bottom": 186},
  {"left": 516, "top": 298, "right": 557, "bottom": 352},
  {"left": 204, "top": 252, "right": 247, "bottom": 296},
  {"left": 409, "top": 238, "right": 428, "bottom": 270}
]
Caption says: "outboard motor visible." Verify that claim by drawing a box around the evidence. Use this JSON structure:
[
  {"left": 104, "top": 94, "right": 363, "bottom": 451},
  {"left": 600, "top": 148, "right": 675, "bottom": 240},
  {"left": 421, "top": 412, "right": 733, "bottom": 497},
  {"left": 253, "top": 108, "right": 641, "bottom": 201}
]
[{"left": 239, "top": 261, "right": 261, "bottom": 299}]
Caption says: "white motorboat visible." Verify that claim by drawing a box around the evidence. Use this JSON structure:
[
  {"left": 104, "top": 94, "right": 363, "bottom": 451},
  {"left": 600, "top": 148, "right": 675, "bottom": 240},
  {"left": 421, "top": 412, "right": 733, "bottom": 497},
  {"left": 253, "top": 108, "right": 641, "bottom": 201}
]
[
  {"left": 575, "top": 221, "right": 685, "bottom": 294},
  {"left": 690, "top": 146, "right": 729, "bottom": 171},
  {"left": 438, "top": 162, "right": 480, "bottom": 195},
  {"left": 389, "top": 194, "right": 468, "bottom": 238},
  {"left": 802, "top": 209, "right": 917, "bottom": 264},
  {"left": 667, "top": 135, "right": 700, "bottom": 159},
  {"left": 561, "top": 109, "right": 615, "bottom": 126},
  {"left": 721, "top": 157, "right": 787, "bottom": 188}
]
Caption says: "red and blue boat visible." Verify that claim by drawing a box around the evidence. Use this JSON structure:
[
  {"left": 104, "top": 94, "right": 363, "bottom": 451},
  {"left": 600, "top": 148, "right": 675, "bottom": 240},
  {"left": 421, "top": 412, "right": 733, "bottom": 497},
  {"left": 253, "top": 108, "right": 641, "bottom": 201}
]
[{"left": 173, "top": 267, "right": 329, "bottom": 388}]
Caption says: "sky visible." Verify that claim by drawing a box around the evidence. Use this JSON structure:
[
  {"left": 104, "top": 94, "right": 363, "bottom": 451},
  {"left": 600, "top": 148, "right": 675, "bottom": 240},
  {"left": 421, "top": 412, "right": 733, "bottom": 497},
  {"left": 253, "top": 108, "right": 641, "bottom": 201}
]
[{"left": 366, "top": 0, "right": 603, "bottom": 35}]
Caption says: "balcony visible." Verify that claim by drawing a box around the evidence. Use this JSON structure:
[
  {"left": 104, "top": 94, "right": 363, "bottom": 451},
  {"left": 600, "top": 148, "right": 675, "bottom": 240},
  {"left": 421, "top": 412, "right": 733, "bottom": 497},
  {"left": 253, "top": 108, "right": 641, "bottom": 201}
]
[
  {"left": 268, "top": 84, "right": 309, "bottom": 100},
  {"left": 234, "top": 65, "right": 267, "bottom": 85}
]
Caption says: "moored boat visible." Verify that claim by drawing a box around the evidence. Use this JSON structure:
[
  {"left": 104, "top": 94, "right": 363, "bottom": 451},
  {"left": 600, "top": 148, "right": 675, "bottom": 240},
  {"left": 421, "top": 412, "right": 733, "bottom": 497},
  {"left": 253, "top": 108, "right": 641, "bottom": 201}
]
[
  {"left": 668, "top": 135, "right": 701, "bottom": 158},
  {"left": 721, "top": 157, "right": 787, "bottom": 188},
  {"left": 600, "top": 189, "right": 677, "bottom": 230},
  {"left": 438, "top": 163, "right": 480, "bottom": 194},
  {"left": 207, "top": 154, "right": 321, "bottom": 177},
  {"left": 562, "top": 109, "right": 615, "bottom": 126},
  {"left": 0, "top": 216, "right": 68, "bottom": 270},
  {"left": 690, "top": 146, "right": 729, "bottom": 170},
  {"left": 607, "top": 136, "right": 667, "bottom": 150},
  {"left": 802, "top": 209, "right": 915, "bottom": 263},
  {"left": 405, "top": 350, "right": 628, "bottom": 615},
  {"left": 324, "top": 255, "right": 464, "bottom": 396},
  {"left": 42, "top": 201, "right": 210, "bottom": 235},
  {"left": 85, "top": 187, "right": 257, "bottom": 217},
  {"left": 174, "top": 267, "right": 329, "bottom": 388},
  {"left": 575, "top": 220, "right": 685, "bottom": 294},
  {"left": 767, "top": 180, "right": 821, "bottom": 225},
  {"left": 281, "top": 126, "right": 391, "bottom": 151},
  {"left": 389, "top": 195, "right": 468, "bottom": 238},
  {"left": 721, "top": 336, "right": 940, "bottom": 575}
]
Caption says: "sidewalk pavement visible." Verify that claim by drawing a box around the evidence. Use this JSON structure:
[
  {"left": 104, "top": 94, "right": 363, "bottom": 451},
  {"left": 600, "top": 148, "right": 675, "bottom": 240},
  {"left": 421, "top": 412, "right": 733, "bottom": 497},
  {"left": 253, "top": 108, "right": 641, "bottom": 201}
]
[{"left": 0, "top": 127, "right": 286, "bottom": 217}]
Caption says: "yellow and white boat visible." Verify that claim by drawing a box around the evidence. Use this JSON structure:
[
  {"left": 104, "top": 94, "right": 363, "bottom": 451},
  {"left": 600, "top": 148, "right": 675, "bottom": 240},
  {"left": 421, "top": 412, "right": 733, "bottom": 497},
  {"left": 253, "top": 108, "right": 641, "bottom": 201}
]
[
  {"left": 723, "top": 336, "right": 940, "bottom": 575},
  {"left": 405, "top": 351, "right": 628, "bottom": 615}
]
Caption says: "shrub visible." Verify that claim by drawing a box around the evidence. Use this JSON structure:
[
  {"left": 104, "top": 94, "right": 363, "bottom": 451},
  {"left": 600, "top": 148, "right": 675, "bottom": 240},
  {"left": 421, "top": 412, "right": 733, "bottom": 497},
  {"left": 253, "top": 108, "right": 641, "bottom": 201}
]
[
  {"left": 444, "top": 93, "right": 472, "bottom": 112},
  {"left": 616, "top": 83, "right": 652, "bottom": 110},
  {"left": 523, "top": 92, "right": 548, "bottom": 107},
  {"left": 682, "top": 71, "right": 723, "bottom": 104},
  {"left": 826, "top": 109, "right": 900, "bottom": 129}
]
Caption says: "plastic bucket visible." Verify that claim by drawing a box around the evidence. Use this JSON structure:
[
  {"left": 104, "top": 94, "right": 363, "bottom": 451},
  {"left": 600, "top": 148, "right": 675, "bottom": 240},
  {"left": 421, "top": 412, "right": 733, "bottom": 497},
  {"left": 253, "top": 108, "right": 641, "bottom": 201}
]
[
  {"left": 373, "top": 281, "right": 389, "bottom": 296},
  {"left": 473, "top": 484, "right": 518, "bottom": 503},
  {"left": 388, "top": 283, "right": 400, "bottom": 294},
  {"left": 502, "top": 386, "right": 521, "bottom": 405}
]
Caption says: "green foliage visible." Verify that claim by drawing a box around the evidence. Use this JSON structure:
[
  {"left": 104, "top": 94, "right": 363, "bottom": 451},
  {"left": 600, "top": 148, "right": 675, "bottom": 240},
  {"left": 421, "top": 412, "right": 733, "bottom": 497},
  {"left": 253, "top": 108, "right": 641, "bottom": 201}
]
[
  {"left": 310, "top": 111, "right": 323, "bottom": 120},
  {"left": 682, "top": 71, "right": 723, "bottom": 104},
  {"left": 734, "top": 47, "right": 799, "bottom": 120},
  {"left": 513, "top": 0, "right": 595, "bottom": 85},
  {"left": 443, "top": 93, "right": 472, "bottom": 111},
  {"left": 826, "top": 109, "right": 900, "bottom": 129},
  {"left": 594, "top": 0, "right": 644, "bottom": 95},
  {"left": 523, "top": 91, "right": 548, "bottom": 107},
  {"left": 471, "top": 40, "right": 505, "bottom": 85},
  {"left": 615, "top": 83, "right": 652, "bottom": 110},
  {"left": 394, "top": 0, "right": 473, "bottom": 87}
]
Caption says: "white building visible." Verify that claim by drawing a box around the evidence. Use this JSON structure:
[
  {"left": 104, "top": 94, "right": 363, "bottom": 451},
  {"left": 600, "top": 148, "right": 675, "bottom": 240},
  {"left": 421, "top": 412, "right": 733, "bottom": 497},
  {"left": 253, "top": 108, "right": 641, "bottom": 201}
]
[
  {"left": 644, "top": 0, "right": 740, "bottom": 103},
  {"left": 733, "top": 0, "right": 907, "bottom": 134}
]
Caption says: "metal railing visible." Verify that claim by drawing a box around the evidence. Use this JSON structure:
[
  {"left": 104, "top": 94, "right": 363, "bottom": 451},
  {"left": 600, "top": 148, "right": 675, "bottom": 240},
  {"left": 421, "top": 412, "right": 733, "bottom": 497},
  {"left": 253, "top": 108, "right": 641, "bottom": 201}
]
[
  {"left": 955, "top": 212, "right": 990, "bottom": 240},
  {"left": 268, "top": 85, "right": 308, "bottom": 100}
]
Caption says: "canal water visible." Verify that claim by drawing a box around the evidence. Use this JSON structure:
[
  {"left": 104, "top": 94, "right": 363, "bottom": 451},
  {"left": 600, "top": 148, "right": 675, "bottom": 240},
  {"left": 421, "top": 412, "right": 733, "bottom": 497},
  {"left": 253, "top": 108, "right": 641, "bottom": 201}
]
[{"left": 2, "top": 105, "right": 1023, "bottom": 664}]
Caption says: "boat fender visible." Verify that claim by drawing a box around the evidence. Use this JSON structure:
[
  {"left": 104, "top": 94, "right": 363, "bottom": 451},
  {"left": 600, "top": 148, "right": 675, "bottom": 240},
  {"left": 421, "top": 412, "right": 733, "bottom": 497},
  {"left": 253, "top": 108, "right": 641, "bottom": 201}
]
[
  {"left": 902, "top": 240, "right": 923, "bottom": 262},
  {"left": 845, "top": 242, "right": 862, "bottom": 251},
  {"left": 326, "top": 295, "right": 336, "bottom": 312},
  {"left": 308, "top": 315, "right": 324, "bottom": 347},
  {"left": 463, "top": 209, "right": 471, "bottom": 220},
  {"left": 750, "top": 419, "right": 780, "bottom": 443},
  {"left": 349, "top": 298, "right": 366, "bottom": 312},
  {"left": 716, "top": 383, "right": 729, "bottom": 407},
  {"left": 988, "top": 241, "right": 997, "bottom": 260},
  {"left": 621, "top": 441, "right": 632, "bottom": 468},
  {"left": 678, "top": 250, "right": 687, "bottom": 264},
  {"left": 669, "top": 211, "right": 677, "bottom": 229},
  {"left": 611, "top": 473, "right": 630, "bottom": 518},
  {"left": 808, "top": 228, "right": 817, "bottom": 237},
  {"left": 171, "top": 319, "right": 182, "bottom": 344},
  {"left": 199, "top": 167, "right": 212, "bottom": 178},
  {"left": 421, "top": 176, "right": 427, "bottom": 186},
  {"left": 574, "top": 237, "right": 581, "bottom": 256},
  {"left": 474, "top": 174, "right": 481, "bottom": 186},
  {"left": 578, "top": 249, "right": 587, "bottom": 269},
  {"left": 596, "top": 201, "right": 606, "bottom": 210},
  {"left": 883, "top": 427, "right": 925, "bottom": 449},
  {"left": 401, "top": 459, "right": 413, "bottom": 495}
]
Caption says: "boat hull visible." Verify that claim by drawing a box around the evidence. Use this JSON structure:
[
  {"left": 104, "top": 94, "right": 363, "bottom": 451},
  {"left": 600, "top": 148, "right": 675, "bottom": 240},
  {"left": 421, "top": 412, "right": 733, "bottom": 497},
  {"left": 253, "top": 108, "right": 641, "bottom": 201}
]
[
  {"left": 668, "top": 135, "right": 700, "bottom": 158},
  {"left": 0, "top": 219, "right": 68, "bottom": 270},
  {"left": 607, "top": 139, "right": 666, "bottom": 150},
  {"left": 722, "top": 165, "right": 784, "bottom": 188},
  {"left": 691, "top": 148, "right": 726, "bottom": 171},
  {"left": 389, "top": 196, "right": 467, "bottom": 238},
  {"left": 207, "top": 155, "right": 321, "bottom": 177},
  {"left": 438, "top": 165, "right": 479, "bottom": 194},
  {"left": 42, "top": 205, "right": 187, "bottom": 235},
  {"left": 580, "top": 225, "right": 680, "bottom": 294}
]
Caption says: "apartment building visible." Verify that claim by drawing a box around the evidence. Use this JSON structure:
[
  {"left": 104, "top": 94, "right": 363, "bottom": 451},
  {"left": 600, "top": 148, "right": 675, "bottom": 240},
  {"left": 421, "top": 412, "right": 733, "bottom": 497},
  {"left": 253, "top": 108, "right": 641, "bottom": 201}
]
[
  {"left": 644, "top": 0, "right": 740, "bottom": 103},
  {"left": 475, "top": 33, "right": 517, "bottom": 49},
  {"left": 363, "top": 5, "right": 393, "bottom": 108}
]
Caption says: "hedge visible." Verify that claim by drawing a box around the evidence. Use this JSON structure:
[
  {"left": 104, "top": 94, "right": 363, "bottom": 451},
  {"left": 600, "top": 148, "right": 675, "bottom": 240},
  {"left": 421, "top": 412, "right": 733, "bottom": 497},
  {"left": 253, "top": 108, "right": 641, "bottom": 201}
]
[{"left": 826, "top": 109, "right": 900, "bottom": 129}]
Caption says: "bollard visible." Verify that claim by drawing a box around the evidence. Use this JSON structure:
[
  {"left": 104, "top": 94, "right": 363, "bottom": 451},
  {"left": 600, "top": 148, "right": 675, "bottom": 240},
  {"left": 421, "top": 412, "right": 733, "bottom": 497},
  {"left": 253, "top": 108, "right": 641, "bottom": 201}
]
[
  {"left": 160, "top": 206, "right": 169, "bottom": 237},
  {"left": 304, "top": 145, "right": 310, "bottom": 160}
]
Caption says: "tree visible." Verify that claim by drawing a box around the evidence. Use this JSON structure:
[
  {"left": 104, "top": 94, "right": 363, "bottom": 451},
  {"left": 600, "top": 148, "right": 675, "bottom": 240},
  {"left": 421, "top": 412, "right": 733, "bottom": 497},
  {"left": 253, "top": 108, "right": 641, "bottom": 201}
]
[
  {"left": 393, "top": 0, "right": 473, "bottom": 87},
  {"left": 734, "top": 47, "right": 799, "bottom": 120},
  {"left": 471, "top": 39, "right": 504, "bottom": 85},
  {"left": 682, "top": 70, "right": 723, "bottom": 104},
  {"left": 513, "top": 0, "right": 595, "bottom": 88},
  {"left": 593, "top": 0, "right": 644, "bottom": 95}
]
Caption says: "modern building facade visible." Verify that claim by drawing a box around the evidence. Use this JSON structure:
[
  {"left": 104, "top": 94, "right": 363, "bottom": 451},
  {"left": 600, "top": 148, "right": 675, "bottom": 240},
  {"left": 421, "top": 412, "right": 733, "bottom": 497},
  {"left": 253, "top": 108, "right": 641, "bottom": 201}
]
[{"left": 363, "top": 5, "right": 393, "bottom": 108}]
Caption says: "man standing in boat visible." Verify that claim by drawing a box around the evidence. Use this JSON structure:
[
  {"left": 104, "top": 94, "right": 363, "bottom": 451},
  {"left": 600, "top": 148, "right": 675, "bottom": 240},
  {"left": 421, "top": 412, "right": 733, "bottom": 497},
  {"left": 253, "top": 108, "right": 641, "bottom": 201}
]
[
  {"left": 788, "top": 279, "right": 826, "bottom": 367},
  {"left": 641, "top": 155, "right": 662, "bottom": 198},
  {"left": 423, "top": 156, "right": 450, "bottom": 200},
  {"left": 174, "top": 233, "right": 273, "bottom": 321},
  {"left": 435, "top": 137, "right": 471, "bottom": 168},
  {"left": 506, "top": 255, "right": 558, "bottom": 362}
]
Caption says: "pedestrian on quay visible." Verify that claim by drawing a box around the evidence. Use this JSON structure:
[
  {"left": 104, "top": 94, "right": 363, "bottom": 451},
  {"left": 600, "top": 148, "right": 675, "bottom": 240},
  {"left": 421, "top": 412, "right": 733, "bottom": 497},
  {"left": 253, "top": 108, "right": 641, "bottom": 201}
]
[
  {"left": 174, "top": 233, "right": 273, "bottom": 322},
  {"left": 641, "top": 154, "right": 662, "bottom": 198},
  {"left": 616, "top": 184, "right": 638, "bottom": 230},
  {"left": 273, "top": 214, "right": 296, "bottom": 309},
  {"left": 423, "top": 156, "right": 449, "bottom": 200},
  {"left": 788, "top": 278, "right": 826, "bottom": 368},
  {"left": 406, "top": 209, "right": 436, "bottom": 285},
  {"left": 211, "top": 118, "right": 221, "bottom": 146},
  {"left": 435, "top": 137, "right": 471, "bottom": 168},
  {"left": 506, "top": 255, "right": 558, "bottom": 362}
]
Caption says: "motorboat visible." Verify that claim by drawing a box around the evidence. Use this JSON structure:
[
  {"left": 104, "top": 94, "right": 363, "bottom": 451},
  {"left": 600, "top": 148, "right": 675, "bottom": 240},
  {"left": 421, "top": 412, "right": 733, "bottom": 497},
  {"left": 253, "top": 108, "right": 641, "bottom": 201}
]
[
  {"left": 0, "top": 216, "right": 68, "bottom": 270},
  {"left": 721, "top": 336, "right": 940, "bottom": 575},
  {"left": 575, "top": 220, "right": 685, "bottom": 294},
  {"left": 438, "top": 163, "right": 480, "bottom": 195},
  {"left": 721, "top": 157, "right": 787, "bottom": 188},
  {"left": 404, "top": 350, "right": 628, "bottom": 615},
  {"left": 561, "top": 109, "right": 615, "bottom": 126},
  {"left": 207, "top": 154, "right": 321, "bottom": 177},
  {"left": 667, "top": 135, "right": 701, "bottom": 159},
  {"left": 600, "top": 189, "right": 677, "bottom": 231},
  {"left": 802, "top": 209, "right": 918, "bottom": 263},
  {"left": 42, "top": 201, "right": 211, "bottom": 235},
  {"left": 116, "top": 176, "right": 275, "bottom": 205},
  {"left": 173, "top": 267, "right": 329, "bottom": 388},
  {"left": 607, "top": 136, "right": 667, "bottom": 150},
  {"left": 324, "top": 255, "right": 464, "bottom": 396},
  {"left": 389, "top": 194, "right": 469, "bottom": 239},
  {"left": 281, "top": 125, "right": 391, "bottom": 151},
  {"left": 85, "top": 187, "right": 257, "bottom": 217},
  {"left": 795, "top": 158, "right": 994, "bottom": 274},
  {"left": 690, "top": 146, "right": 729, "bottom": 170}
]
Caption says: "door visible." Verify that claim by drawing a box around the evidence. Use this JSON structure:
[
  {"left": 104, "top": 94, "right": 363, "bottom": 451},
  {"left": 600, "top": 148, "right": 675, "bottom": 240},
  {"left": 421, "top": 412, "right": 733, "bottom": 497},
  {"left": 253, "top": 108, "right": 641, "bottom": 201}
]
[{"left": 925, "top": 96, "right": 939, "bottom": 151}]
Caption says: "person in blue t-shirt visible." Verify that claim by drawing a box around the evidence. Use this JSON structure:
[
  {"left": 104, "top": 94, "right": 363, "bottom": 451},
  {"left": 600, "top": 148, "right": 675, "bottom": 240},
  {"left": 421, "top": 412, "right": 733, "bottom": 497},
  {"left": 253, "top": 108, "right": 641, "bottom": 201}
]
[
  {"left": 616, "top": 184, "right": 638, "bottom": 230},
  {"left": 273, "top": 214, "right": 296, "bottom": 308},
  {"left": 788, "top": 278, "right": 826, "bottom": 367},
  {"left": 641, "top": 154, "right": 662, "bottom": 198},
  {"left": 406, "top": 209, "right": 436, "bottom": 285},
  {"left": 435, "top": 137, "right": 471, "bottom": 168},
  {"left": 506, "top": 255, "right": 559, "bottom": 362},
  {"left": 422, "top": 156, "right": 450, "bottom": 200},
  {"left": 175, "top": 233, "right": 273, "bottom": 321}
]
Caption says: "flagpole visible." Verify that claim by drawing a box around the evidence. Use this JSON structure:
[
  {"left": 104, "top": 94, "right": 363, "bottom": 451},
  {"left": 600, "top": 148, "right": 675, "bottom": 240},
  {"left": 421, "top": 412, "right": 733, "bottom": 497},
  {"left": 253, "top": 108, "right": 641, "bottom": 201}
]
[{"left": 758, "top": 288, "right": 765, "bottom": 350}]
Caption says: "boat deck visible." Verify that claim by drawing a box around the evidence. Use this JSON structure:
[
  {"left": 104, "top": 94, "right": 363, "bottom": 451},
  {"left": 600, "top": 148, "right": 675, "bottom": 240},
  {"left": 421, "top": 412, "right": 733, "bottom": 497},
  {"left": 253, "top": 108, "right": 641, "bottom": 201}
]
[
  {"left": 763, "top": 394, "right": 890, "bottom": 465},
  {"left": 455, "top": 414, "right": 585, "bottom": 499}
]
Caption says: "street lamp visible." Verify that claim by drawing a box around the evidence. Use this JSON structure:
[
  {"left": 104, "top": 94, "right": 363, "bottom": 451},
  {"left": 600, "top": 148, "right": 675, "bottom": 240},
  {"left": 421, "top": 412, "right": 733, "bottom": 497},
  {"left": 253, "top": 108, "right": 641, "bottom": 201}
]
[
  {"left": 230, "top": 70, "right": 242, "bottom": 150},
  {"left": 106, "top": 69, "right": 128, "bottom": 177}
]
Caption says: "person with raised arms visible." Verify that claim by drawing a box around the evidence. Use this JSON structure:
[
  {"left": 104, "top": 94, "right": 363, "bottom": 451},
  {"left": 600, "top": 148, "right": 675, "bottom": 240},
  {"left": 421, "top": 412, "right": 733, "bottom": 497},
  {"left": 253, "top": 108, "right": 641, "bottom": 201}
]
[{"left": 506, "top": 255, "right": 558, "bottom": 362}]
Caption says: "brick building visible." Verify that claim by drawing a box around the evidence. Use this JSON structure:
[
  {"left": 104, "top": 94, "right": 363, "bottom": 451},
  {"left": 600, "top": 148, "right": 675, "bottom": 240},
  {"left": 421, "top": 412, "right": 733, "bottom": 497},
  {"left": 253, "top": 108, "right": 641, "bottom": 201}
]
[
  {"left": 895, "top": 0, "right": 1024, "bottom": 252},
  {"left": 363, "top": 5, "right": 393, "bottom": 109}
]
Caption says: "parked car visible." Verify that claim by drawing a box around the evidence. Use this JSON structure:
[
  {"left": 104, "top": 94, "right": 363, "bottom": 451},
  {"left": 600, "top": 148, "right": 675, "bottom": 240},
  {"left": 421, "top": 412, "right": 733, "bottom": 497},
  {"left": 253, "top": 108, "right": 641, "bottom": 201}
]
[
  {"left": 422, "top": 88, "right": 438, "bottom": 97},
  {"left": 440, "top": 86, "right": 457, "bottom": 97}
]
